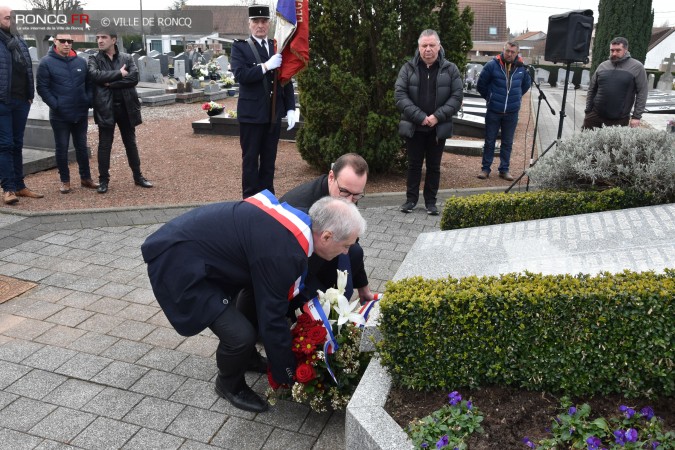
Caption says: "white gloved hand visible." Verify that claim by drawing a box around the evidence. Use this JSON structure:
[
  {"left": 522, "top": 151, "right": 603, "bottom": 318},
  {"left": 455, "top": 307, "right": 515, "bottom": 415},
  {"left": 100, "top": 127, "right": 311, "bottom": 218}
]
[
  {"left": 265, "top": 53, "right": 282, "bottom": 71},
  {"left": 286, "top": 110, "right": 296, "bottom": 130}
]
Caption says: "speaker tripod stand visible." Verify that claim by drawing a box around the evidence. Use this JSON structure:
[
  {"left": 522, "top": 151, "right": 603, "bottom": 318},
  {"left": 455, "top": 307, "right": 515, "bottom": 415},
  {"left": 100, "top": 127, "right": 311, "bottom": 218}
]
[{"left": 506, "top": 61, "right": 573, "bottom": 193}]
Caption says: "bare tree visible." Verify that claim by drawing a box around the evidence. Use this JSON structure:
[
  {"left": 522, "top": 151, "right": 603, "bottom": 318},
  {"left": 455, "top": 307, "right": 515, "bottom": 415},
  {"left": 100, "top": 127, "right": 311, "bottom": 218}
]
[{"left": 26, "top": 0, "right": 84, "bottom": 11}]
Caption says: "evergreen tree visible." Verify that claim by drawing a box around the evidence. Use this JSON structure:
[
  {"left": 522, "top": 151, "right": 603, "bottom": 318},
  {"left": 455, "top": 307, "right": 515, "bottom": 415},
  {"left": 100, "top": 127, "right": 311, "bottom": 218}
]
[
  {"left": 437, "top": 0, "right": 474, "bottom": 75},
  {"left": 591, "top": 0, "right": 653, "bottom": 73},
  {"left": 296, "top": 0, "right": 473, "bottom": 173}
]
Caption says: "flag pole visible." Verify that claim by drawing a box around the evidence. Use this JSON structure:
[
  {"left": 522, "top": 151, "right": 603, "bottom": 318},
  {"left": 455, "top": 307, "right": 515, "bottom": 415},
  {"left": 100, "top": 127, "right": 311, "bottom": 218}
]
[{"left": 269, "top": 39, "right": 278, "bottom": 132}]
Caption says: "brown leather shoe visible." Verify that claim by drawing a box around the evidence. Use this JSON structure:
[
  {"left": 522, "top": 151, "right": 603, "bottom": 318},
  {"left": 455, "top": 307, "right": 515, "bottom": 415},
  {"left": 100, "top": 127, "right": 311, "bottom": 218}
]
[
  {"left": 498, "top": 172, "right": 514, "bottom": 181},
  {"left": 3, "top": 191, "right": 18, "bottom": 205},
  {"left": 16, "top": 188, "right": 44, "bottom": 198},
  {"left": 60, "top": 182, "right": 71, "bottom": 194},
  {"left": 477, "top": 170, "right": 489, "bottom": 179},
  {"left": 80, "top": 178, "right": 99, "bottom": 189}
]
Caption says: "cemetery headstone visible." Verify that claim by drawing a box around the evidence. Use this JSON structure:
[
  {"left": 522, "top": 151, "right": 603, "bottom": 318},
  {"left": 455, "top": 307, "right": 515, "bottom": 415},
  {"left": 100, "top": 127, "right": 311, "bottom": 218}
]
[
  {"left": 132, "top": 52, "right": 141, "bottom": 67},
  {"left": 535, "top": 68, "right": 550, "bottom": 85},
  {"left": 28, "top": 46, "right": 38, "bottom": 62},
  {"left": 580, "top": 70, "right": 590, "bottom": 90},
  {"left": 556, "top": 68, "right": 571, "bottom": 88},
  {"left": 648, "top": 73, "right": 655, "bottom": 90},
  {"left": 148, "top": 50, "right": 160, "bottom": 58},
  {"left": 166, "top": 51, "right": 175, "bottom": 58},
  {"left": 138, "top": 56, "right": 162, "bottom": 83},
  {"left": 203, "top": 49, "right": 214, "bottom": 61},
  {"left": 216, "top": 55, "right": 229, "bottom": 72},
  {"left": 656, "top": 53, "right": 674, "bottom": 92},
  {"left": 174, "top": 60, "right": 186, "bottom": 82},
  {"left": 154, "top": 54, "right": 170, "bottom": 76}
]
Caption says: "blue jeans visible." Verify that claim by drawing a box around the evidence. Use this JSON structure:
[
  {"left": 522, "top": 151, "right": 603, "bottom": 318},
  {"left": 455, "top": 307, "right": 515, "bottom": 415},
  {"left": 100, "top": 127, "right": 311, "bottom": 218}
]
[
  {"left": 481, "top": 109, "right": 519, "bottom": 174},
  {"left": 51, "top": 118, "right": 91, "bottom": 183},
  {"left": 0, "top": 98, "right": 31, "bottom": 192}
]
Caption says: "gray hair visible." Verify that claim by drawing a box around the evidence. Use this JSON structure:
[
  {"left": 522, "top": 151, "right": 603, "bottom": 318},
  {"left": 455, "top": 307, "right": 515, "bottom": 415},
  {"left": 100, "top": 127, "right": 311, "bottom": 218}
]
[
  {"left": 418, "top": 29, "right": 440, "bottom": 44},
  {"left": 309, "top": 197, "right": 366, "bottom": 242},
  {"left": 505, "top": 41, "right": 520, "bottom": 50},
  {"left": 611, "top": 37, "right": 629, "bottom": 49}
]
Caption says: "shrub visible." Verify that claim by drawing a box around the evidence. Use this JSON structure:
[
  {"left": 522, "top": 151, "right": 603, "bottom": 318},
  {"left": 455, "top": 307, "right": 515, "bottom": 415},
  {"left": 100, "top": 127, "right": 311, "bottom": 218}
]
[
  {"left": 439, "top": 188, "right": 655, "bottom": 230},
  {"left": 527, "top": 127, "right": 675, "bottom": 203},
  {"left": 377, "top": 270, "right": 674, "bottom": 398}
]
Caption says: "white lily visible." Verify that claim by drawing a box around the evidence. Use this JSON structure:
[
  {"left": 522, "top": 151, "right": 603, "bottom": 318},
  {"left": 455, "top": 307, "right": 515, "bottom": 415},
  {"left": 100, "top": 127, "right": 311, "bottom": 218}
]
[
  {"left": 334, "top": 294, "right": 365, "bottom": 332},
  {"left": 336, "top": 269, "right": 348, "bottom": 293}
]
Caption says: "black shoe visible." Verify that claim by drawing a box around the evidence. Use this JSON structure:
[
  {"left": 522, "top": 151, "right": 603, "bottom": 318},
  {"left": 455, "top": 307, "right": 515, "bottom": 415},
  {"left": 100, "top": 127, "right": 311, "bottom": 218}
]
[
  {"left": 215, "top": 378, "right": 268, "bottom": 413},
  {"left": 400, "top": 201, "right": 416, "bottom": 213},
  {"left": 134, "top": 176, "right": 153, "bottom": 188},
  {"left": 246, "top": 352, "right": 268, "bottom": 374},
  {"left": 426, "top": 205, "right": 439, "bottom": 216},
  {"left": 97, "top": 182, "right": 108, "bottom": 194}
]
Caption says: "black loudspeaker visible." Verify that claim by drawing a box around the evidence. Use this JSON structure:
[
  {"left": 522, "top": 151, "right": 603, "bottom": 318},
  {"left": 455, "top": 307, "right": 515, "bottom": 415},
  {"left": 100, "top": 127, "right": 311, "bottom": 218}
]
[{"left": 544, "top": 9, "right": 594, "bottom": 64}]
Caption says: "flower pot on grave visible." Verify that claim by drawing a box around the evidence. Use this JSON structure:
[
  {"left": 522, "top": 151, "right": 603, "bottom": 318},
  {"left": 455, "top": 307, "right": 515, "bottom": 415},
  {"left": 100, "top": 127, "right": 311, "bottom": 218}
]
[
  {"left": 185, "top": 82, "right": 192, "bottom": 93},
  {"left": 227, "top": 89, "right": 236, "bottom": 96},
  {"left": 210, "top": 73, "right": 219, "bottom": 81},
  {"left": 207, "top": 108, "right": 224, "bottom": 117}
]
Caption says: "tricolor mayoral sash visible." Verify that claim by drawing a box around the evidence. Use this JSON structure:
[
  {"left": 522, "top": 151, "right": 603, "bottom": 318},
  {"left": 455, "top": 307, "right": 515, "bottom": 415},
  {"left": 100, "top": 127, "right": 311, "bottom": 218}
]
[{"left": 244, "top": 190, "right": 312, "bottom": 300}]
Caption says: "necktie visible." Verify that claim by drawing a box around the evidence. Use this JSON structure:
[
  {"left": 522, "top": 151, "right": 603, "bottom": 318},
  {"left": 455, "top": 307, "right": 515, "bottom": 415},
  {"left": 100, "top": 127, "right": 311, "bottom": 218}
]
[{"left": 261, "top": 40, "right": 269, "bottom": 58}]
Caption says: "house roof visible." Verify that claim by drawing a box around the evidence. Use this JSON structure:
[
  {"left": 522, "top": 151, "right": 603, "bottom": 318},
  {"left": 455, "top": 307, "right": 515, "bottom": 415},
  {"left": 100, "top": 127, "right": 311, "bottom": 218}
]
[
  {"left": 514, "top": 31, "right": 546, "bottom": 41},
  {"left": 649, "top": 27, "right": 675, "bottom": 52},
  {"left": 458, "top": 0, "right": 508, "bottom": 42},
  {"left": 183, "top": 5, "right": 250, "bottom": 39}
]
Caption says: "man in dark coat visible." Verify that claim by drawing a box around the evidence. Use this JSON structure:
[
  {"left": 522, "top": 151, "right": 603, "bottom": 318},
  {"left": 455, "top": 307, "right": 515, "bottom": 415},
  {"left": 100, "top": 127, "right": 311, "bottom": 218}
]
[
  {"left": 0, "top": 5, "right": 43, "bottom": 205},
  {"left": 395, "top": 29, "right": 463, "bottom": 216},
  {"left": 88, "top": 28, "right": 152, "bottom": 194},
  {"left": 280, "top": 153, "right": 374, "bottom": 305},
  {"left": 37, "top": 33, "right": 98, "bottom": 194},
  {"left": 142, "top": 192, "right": 366, "bottom": 413},
  {"left": 230, "top": 5, "right": 296, "bottom": 198}
]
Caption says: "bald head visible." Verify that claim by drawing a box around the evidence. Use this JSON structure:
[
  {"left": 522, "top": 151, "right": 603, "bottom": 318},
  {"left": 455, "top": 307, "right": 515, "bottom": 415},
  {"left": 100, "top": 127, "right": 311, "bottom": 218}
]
[{"left": 0, "top": 6, "right": 12, "bottom": 32}]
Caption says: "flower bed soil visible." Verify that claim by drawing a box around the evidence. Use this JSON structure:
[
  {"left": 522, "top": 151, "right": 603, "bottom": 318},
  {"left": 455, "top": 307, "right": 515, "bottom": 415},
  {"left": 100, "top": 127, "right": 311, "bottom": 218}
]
[{"left": 385, "top": 386, "right": 675, "bottom": 448}]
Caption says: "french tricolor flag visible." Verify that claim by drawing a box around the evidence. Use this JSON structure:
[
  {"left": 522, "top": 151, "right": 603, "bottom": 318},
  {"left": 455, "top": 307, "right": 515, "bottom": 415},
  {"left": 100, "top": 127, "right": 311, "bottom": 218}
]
[{"left": 274, "top": 0, "right": 309, "bottom": 86}]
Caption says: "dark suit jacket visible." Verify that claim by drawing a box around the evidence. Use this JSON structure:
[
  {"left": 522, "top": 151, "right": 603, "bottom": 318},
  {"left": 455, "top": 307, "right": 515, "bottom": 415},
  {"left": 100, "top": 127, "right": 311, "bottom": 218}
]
[
  {"left": 280, "top": 175, "right": 369, "bottom": 299},
  {"left": 230, "top": 36, "right": 295, "bottom": 124},
  {"left": 141, "top": 200, "right": 308, "bottom": 384}
]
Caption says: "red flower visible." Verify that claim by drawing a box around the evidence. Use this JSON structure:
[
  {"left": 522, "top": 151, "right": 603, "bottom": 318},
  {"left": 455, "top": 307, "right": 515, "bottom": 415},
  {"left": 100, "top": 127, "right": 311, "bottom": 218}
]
[
  {"left": 296, "top": 312, "right": 314, "bottom": 326},
  {"left": 306, "top": 326, "right": 327, "bottom": 344},
  {"left": 293, "top": 336, "right": 316, "bottom": 355},
  {"left": 201, "top": 103, "right": 209, "bottom": 111},
  {"left": 295, "top": 363, "right": 316, "bottom": 383}
]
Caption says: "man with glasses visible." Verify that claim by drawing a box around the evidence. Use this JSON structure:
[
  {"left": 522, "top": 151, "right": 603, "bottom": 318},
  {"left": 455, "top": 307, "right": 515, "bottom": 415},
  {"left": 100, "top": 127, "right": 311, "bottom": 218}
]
[
  {"left": 0, "top": 5, "right": 44, "bottom": 205},
  {"left": 37, "top": 34, "right": 99, "bottom": 194}
]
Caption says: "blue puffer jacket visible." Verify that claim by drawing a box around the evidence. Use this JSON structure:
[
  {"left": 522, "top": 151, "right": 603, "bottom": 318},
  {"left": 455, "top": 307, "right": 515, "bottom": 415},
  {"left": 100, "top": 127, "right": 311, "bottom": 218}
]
[
  {"left": 36, "top": 46, "right": 92, "bottom": 122},
  {"left": 477, "top": 54, "right": 531, "bottom": 113},
  {"left": 0, "top": 34, "right": 35, "bottom": 103}
]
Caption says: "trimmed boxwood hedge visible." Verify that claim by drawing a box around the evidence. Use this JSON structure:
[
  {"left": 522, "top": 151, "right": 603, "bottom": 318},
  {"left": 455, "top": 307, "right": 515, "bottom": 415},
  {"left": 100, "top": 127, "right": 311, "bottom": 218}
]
[
  {"left": 439, "top": 188, "right": 655, "bottom": 231},
  {"left": 377, "top": 270, "right": 674, "bottom": 399}
]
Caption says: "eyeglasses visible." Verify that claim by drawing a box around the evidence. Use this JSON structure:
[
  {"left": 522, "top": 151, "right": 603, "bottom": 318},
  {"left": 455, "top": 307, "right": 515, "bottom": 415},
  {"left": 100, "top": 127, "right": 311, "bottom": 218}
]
[
  {"left": 57, "top": 39, "right": 74, "bottom": 44},
  {"left": 335, "top": 179, "right": 365, "bottom": 201}
]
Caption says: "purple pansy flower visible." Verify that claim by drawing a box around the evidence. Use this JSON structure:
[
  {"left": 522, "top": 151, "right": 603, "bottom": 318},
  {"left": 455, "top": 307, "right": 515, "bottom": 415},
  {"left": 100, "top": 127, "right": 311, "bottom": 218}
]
[
  {"left": 466, "top": 400, "right": 472, "bottom": 410},
  {"left": 448, "top": 391, "right": 461, "bottom": 406},
  {"left": 641, "top": 406, "right": 655, "bottom": 420},
  {"left": 626, "top": 429, "right": 638, "bottom": 443},
  {"left": 436, "top": 434, "right": 449, "bottom": 448},
  {"left": 614, "top": 429, "right": 626, "bottom": 445},
  {"left": 522, "top": 437, "right": 536, "bottom": 448},
  {"left": 619, "top": 405, "right": 636, "bottom": 419},
  {"left": 586, "top": 436, "right": 602, "bottom": 450},
  {"left": 568, "top": 406, "right": 577, "bottom": 416}
]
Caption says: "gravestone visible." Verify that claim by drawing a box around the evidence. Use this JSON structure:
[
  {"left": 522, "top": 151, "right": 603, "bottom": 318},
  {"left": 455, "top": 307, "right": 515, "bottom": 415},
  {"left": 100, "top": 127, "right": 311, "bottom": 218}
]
[
  {"left": 173, "top": 52, "right": 190, "bottom": 75},
  {"left": 556, "top": 68, "right": 571, "bottom": 88},
  {"left": 154, "top": 54, "right": 170, "bottom": 76},
  {"left": 28, "top": 46, "right": 38, "bottom": 62},
  {"left": 648, "top": 73, "right": 656, "bottom": 90},
  {"left": 656, "top": 53, "right": 674, "bottom": 92},
  {"left": 166, "top": 51, "right": 175, "bottom": 58},
  {"left": 31, "top": 61, "right": 39, "bottom": 81},
  {"left": 202, "top": 49, "right": 214, "bottom": 62},
  {"left": 203, "top": 81, "right": 220, "bottom": 93},
  {"left": 658, "top": 53, "right": 675, "bottom": 73},
  {"left": 216, "top": 55, "right": 229, "bottom": 72},
  {"left": 137, "top": 56, "right": 162, "bottom": 83},
  {"left": 535, "top": 68, "right": 550, "bottom": 85},
  {"left": 132, "top": 52, "right": 141, "bottom": 67},
  {"left": 174, "top": 59, "right": 186, "bottom": 82},
  {"left": 580, "top": 70, "right": 590, "bottom": 90},
  {"left": 148, "top": 49, "right": 160, "bottom": 58}
]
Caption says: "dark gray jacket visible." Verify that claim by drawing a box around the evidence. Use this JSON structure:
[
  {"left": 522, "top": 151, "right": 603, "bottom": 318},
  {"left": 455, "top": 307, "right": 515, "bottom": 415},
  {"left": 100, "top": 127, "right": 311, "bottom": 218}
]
[
  {"left": 87, "top": 45, "right": 142, "bottom": 127},
  {"left": 586, "top": 52, "right": 648, "bottom": 120},
  {"left": 394, "top": 49, "right": 463, "bottom": 139}
]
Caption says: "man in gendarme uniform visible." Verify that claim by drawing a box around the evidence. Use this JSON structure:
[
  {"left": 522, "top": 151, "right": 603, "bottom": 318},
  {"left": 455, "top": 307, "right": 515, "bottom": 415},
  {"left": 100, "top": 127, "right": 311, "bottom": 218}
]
[{"left": 230, "top": 4, "right": 296, "bottom": 198}]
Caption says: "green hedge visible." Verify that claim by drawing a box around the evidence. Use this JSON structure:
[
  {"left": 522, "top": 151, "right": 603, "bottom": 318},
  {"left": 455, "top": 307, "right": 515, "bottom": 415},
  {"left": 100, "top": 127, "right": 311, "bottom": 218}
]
[
  {"left": 439, "top": 188, "right": 655, "bottom": 231},
  {"left": 377, "top": 270, "right": 674, "bottom": 398}
]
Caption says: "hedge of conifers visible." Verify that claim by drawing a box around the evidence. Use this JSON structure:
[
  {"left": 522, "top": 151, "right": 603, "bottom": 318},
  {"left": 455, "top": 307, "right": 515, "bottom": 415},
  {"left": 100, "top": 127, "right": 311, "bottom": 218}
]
[{"left": 378, "top": 270, "right": 674, "bottom": 398}]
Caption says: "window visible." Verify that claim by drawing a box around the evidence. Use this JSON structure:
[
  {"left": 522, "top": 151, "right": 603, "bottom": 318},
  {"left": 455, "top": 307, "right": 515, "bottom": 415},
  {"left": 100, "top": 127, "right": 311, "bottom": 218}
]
[
  {"left": 150, "top": 40, "right": 162, "bottom": 52},
  {"left": 489, "top": 27, "right": 497, "bottom": 36}
]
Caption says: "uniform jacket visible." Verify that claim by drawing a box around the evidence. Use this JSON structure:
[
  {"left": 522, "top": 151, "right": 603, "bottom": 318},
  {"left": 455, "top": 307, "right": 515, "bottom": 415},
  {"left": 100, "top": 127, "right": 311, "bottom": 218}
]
[
  {"left": 36, "top": 47, "right": 92, "bottom": 122},
  {"left": 477, "top": 53, "right": 531, "bottom": 114},
  {"left": 87, "top": 45, "right": 142, "bottom": 127},
  {"left": 395, "top": 48, "right": 463, "bottom": 139},
  {"left": 230, "top": 36, "right": 295, "bottom": 124},
  {"left": 585, "top": 52, "right": 648, "bottom": 120},
  {"left": 280, "top": 174, "right": 369, "bottom": 297},
  {"left": 141, "top": 198, "right": 311, "bottom": 385},
  {"left": 0, "top": 32, "right": 34, "bottom": 103}
]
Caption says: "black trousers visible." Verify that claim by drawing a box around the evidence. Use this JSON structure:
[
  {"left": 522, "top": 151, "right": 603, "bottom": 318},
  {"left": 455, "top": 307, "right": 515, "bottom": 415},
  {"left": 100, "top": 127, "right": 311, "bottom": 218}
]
[
  {"left": 239, "top": 121, "right": 282, "bottom": 198},
  {"left": 97, "top": 103, "right": 143, "bottom": 183},
  {"left": 208, "top": 304, "right": 257, "bottom": 392},
  {"left": 405, "top": 130, "right": 445, "bottom": 206}
]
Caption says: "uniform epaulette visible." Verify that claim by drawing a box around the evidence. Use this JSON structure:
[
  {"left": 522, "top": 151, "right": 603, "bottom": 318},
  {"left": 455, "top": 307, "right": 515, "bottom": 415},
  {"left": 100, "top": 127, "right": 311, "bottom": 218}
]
[{"left": 233, "top": 39, "right": 246, "bottom": 43}]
